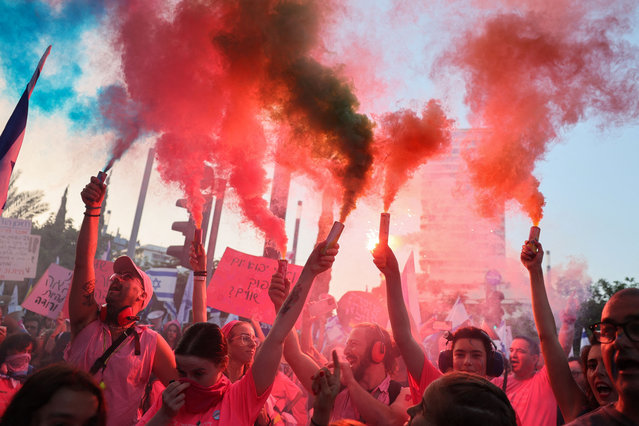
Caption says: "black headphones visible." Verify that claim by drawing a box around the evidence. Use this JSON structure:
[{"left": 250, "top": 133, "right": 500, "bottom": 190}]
[{"left": 438, "top": 327, "right": 504, "bottom": 377}]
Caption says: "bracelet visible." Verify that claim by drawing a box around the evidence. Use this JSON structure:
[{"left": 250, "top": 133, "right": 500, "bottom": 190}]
[
  {"left": 84, "top": 213, "right": 100, "bottom": 217},
  {"left": 193, "top": 271, "right": 207, "bottom": 277},
  {"left": 84, "top": 205, "right": 101, "bottom": 210},
  {"left": 193, "top": 276, "right": 206, "bottom": 281}
]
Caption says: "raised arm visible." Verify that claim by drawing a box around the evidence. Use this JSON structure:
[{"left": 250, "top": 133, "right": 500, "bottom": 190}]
[
  {"left": 522, "top": 240, "right": 588, "bottom": 422},
  {"left": 69, "top": 176, "right": 104, "bottom": 336},
  {"left": 252, "top": 242, "right": 338, "bottom": 395},
  {"left": 189, "top": 241, "right": 207, "bottom": 324},
  {"left": 268, "top": 271, "right": 321, "bottom": 393},
  {"left": 373, "top": 244, "right": 426, "bottom": 383}
]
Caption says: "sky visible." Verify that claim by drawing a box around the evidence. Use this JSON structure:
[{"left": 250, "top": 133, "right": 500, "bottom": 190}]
[{"left": 0, "top": 0, "right": 638, "bottom": 301}]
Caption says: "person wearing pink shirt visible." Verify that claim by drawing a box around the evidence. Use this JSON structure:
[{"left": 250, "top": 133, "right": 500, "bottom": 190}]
[
  {"left": 65, "top": 175, "right": 178, "bottom": 426},
  {"left": 269, "top": 276, "right": 412, "bottom": 425},
  {"left": 138, "top": 240, "right": 339, "bottom": 426},
  {"left": 372, "top": 243, "right": 504, "bottom": 405}
]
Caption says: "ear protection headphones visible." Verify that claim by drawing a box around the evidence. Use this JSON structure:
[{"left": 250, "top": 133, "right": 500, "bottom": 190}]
[
  {"left": 99, "top": 305, "right": 140, "bottom": 327},
  {"left": 369, "top": 324, "right": 387, "bottom": 364},
  {"left": 438, "top": 328, "right": 504, "bottom": 377}
]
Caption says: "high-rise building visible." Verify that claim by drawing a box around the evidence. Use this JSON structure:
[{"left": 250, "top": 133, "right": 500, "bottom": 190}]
[{"left": 419, "top": 129, "right": 505, "bottom": 298}]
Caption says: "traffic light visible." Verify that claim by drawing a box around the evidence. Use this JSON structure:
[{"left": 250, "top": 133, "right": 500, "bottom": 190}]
[{"left": 166, "top": 199, "right": 197, "bottom": 268}]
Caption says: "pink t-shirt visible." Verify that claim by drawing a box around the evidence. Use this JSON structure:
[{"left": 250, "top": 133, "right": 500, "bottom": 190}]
[
  {"left": 65, "top": 320, "right": 158, "bottom": 426},
  {"left": 137, "top": 367, "right": 271, "bottom": 426},
  {"left": 331, "top": 374, "right": 412, "bottom": 423},
  {"left": 266, "top": 371, "right": 308, "bottom": 425},
  {"left": 407, "top": 353, "right": 442, "bottom": 404},
  {"left": 492, "top": 366, "right": 557, "bottom": 426}
]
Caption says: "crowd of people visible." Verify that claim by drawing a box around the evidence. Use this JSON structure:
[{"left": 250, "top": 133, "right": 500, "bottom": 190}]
[{"left": 0, "top": 175, "right": 636, "bottom": 425}]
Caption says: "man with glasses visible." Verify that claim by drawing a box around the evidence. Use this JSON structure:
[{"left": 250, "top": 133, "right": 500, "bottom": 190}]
[
  {"left": 567, "top": 288, "right": 639, "bottom": 425},
  {"left": 65, "top": 175, "right": 177, "bottom": 426}
]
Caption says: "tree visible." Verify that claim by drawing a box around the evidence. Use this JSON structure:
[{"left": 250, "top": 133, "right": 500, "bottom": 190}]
[
  {"left": 31, "top": 187, "right": 78, "bottom": 279},
  {"left": 2, "top": 170, "right": 49, "bottom": 221}
]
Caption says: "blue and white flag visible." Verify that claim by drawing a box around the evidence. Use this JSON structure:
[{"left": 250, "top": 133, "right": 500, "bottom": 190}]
[
  {"left": 145, "top": 268, "right": 178, "bottom": 303},
  {"left": 164, "top": 300, "right": 178, "bottom": 321},
  {"left": 0, "top": 46, "right": 51, "bottom": 214},
  {"left": 177, "top": 271, "right": 193, "bottom": 324},
  {"left": 579, "top": 328, "right": 590, "bottom": 350},
  {"left": 446, "top": 296, "right": 470, "bottom": 331}
]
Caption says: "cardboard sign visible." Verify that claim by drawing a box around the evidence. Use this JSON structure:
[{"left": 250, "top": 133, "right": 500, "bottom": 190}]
[
  {"left": 0, "top": 218, "right": 38, "bottom": 280},
  {"left": 21, "top": 263, "right": 72, "bottom": 319},
  {"left": 50, "top": 260, "right": 114, "bottom": 320},
  {"left": 207, "top": 248, "right": 303, "bottom": 325},
  {"left": 337, "top": 291, "right": 389, "bottom": 328}
]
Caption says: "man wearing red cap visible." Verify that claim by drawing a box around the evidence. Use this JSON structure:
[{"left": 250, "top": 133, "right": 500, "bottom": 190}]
[{"left": 65, "top": 175, "right": 177, "bottom": 426}]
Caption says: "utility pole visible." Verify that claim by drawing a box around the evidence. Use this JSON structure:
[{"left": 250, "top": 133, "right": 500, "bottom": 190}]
[
  {"left": 206, "top": 179, "right": 226, "bottom": 282},
  {"left": 127, "top": 147, "right": 154, "bottom": 258}
]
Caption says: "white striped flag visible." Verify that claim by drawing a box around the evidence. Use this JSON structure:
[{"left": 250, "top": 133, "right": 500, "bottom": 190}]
[
  {"left": 0, "top": 46, "right": 51, "bottom": 214},
  {"left": 177, "top": 271, "right": 194, "bottom": 324},
  {"left": 145, "top": 268, "right": 178, "bottom": 303},
  {"left": 164, "top": 300, "right": 178, "bottom": 321},
  {"left": 446, "top": 296, "right": 470, "bottom": 331}
]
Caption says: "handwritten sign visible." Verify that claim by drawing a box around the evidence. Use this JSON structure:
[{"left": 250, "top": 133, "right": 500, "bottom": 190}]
[
  {"left": 21, "top": 263, "right": 72, "bottom": 319},
  {"left": 207, "top": 248, "right": 303, "bottom": 325},
  {"left": 337, "top": 291, "right": 389, "bottom": 328},
  {"left": 52, "top": 260, "right": 114, "bottom": 320},
  {"left": 0, "top": 218, "right": 39, "bottom": 280}
]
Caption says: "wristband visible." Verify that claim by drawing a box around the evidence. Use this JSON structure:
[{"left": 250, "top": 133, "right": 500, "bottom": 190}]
[
  {"left": 193, "top": 276, "right": 206, "bottom": 280},
  {"left": 84, "top": 213, "right": 100, "bottom": 217},
  {"left": 84, "top": 205, "right": 101, "bottom": 210},
  {"left": 193, "top": 271, "right": 207, "bottom": 277}
]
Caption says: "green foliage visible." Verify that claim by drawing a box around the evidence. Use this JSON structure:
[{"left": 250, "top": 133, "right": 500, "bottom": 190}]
[
  {"left": 3, "top": 170, "right": 49, "bottom": 222},
  {"left": 574, "top": 277, "right": 637, "bottom": 349},
  {"left": 31, "top": 217, "right": 79, "bottom": 280}
]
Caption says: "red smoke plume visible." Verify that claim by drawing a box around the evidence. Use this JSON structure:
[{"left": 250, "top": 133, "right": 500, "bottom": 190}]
[
  {"left": 444, "top": 9, "right": 639, "bottom": 224},
  {"left": 101, "top": 0, "right": 376, "bottom": 248},
  {"left": 376, "top": 100, "right": 453, "bottom": 211}
]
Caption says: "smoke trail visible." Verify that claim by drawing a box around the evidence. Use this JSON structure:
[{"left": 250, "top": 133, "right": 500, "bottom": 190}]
[
  {"left": 98, "top": 85, "right": 141, "bottom": 172},
  {"left": 102, "top": 0, "right": 287, "bottom": 246},
  {"left": 260, "top": 0, "right": 375, "bottom": 222},
  {"left": 443, "top": 9, "right": 639, "bottom": 223},
  {"left": 377, "top": 100, "right": 453, "bottom": 211}
]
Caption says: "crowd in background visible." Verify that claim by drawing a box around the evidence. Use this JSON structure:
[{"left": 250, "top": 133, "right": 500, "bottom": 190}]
[{"left": 0, "top": 176, "right": 636, "bottom": 426}]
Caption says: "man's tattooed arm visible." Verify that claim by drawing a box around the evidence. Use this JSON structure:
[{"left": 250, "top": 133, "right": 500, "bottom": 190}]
[{"left": 81, "top": 280, "right": 96, "bottom": 307}]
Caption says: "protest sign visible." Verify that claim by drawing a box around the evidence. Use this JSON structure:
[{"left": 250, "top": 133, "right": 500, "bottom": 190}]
[
  {"left": 57, "top": 259, "right": 114, "bottom": 319},
  {"left": 337, "top": 291, "right": 389, "bottom": 328},
  {"left": 21, "top": 263, "right": 72, "bottom": 319},
  {"left": 207, "top": 248, "right": 303, "bottom": 325},
  {"left": 0, "top": 217, "right": 38, "bottom": 280}
]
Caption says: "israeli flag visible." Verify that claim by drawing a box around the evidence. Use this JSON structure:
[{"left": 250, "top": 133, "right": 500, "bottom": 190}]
[{"left": 145, "top": 268, "right": 178, "bottom": 303}]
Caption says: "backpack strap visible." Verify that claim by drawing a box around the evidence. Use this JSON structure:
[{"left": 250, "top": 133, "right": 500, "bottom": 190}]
[{"left": 89, "top": 325, "right": 138, "bottom": 376}]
